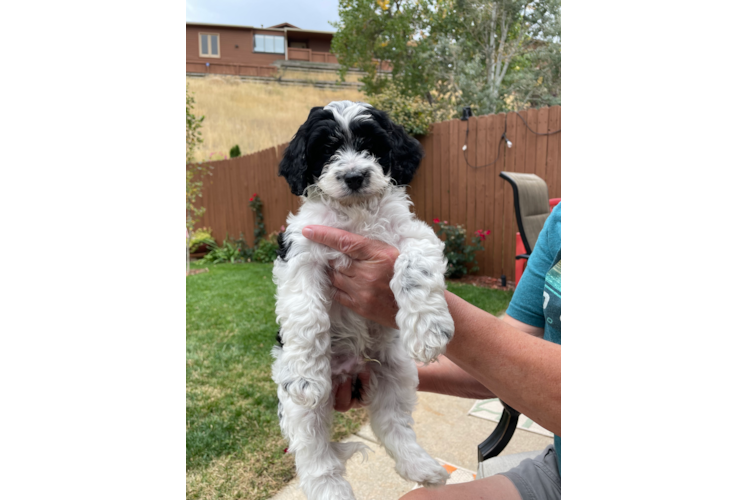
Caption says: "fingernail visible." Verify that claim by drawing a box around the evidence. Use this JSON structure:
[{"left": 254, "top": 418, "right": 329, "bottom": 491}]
[{"left": 302, "top": 227, "right": 313, "bottom": 239}]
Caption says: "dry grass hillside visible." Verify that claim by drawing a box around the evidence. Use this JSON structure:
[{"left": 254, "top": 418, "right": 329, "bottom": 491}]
[{"left": 188, "top": 75, "right": 365, "bottom": 161}]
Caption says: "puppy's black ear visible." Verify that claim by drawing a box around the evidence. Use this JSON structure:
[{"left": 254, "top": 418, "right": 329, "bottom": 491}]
[
  {"left": 279, "top": 107, "right": 325, "bottom": 196},
  {"left": 368, "top": 108, "right": 423, "bottom": 186}
]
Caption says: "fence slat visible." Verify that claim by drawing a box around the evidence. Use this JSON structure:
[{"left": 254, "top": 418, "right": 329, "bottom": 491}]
[
  {"left": 546, "top": 106, "right": 561, "bottom": 199},
  {"left": 440, "top": 120, "right": 451, "bottom": 222},
  {"left": 524, "top": 109, "right": 538, "bottom": 179},
  {"left": 474, "top": 116, "right": 488, "bottom": 272},
  {"left": 495, "top": 112, "right": 510, "bottom": 282},
  {"left": 483, "top": 114, "right": 499, "bottom": 278},
  {"left": 423, "top": 129, "right": 434, "bottom": 224},
  {"left": 432, "top": 123, "right": 442, "bottom": 222},
  {"left": 449, "top": 120, "right": 460, "bottom": 229},
  {"left": 535, "top": 107, "right": 550, "bottom": 188},
  {"left": 193, "top": 107, "right": 560, "bottom": 280},
  {"left": 515, "top": 110, "right": 528, "bottom": 176},
  {"left": 457, "top": 119, "right": 468, "bottom": 244},
  {"left": 466, "top": 115, "right": 479, "bottom": 245},
  {"left": 504, "top": 112, "right": 519, "bottom": 282}
]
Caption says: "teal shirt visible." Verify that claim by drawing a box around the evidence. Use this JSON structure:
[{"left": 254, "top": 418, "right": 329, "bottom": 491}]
[{"left": 506, "top": 203, "right": 561, "bottom": 472}]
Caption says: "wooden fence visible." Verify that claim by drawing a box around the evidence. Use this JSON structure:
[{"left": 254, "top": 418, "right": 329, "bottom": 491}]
[
  {"left": 186, "top": 61, "right": 278, "bottom": 77},
  {"left": 287, "top": 48, "right": 339, "bottom": 64},
  {"left": 194, "top": 106, "right": 560, "bottom": 282}
]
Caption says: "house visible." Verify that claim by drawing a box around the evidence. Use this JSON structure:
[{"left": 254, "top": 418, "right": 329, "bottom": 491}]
[{"left": 186, "top": 22, "right": 339, "bottom": 78}]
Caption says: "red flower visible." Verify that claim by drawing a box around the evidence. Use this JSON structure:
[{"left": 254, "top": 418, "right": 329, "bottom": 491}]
[
  {"left": 253, "top": 193, "right": 258, "bottom": 197},
  {"left": 433, "top": 218, "right": 440, "bottom": 223},
  {"left": 486, "top": 230, "right": 491, "bottom": 235},
  {"left": 249, "top": 197, "right": 254, "bottom": 202},
  {"left": 283, "top": 447, "right": 288, "bottom": 453}
]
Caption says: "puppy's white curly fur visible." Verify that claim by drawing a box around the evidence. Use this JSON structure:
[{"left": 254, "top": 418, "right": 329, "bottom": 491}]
[{"left": 272, "top": 102, "right": 453, "bottom": 500}]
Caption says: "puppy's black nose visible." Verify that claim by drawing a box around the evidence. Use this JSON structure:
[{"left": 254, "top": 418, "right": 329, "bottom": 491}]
[{"left": 344, "top": 171, "right": 365, "bottom": 191}]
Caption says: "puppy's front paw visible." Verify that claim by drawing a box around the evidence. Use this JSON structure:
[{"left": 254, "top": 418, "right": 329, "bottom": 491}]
[
  {"left": 398, "top": 310, "right": 454, "bottom": 364},
  {"left": 281, "top": 377, "right": 330, "bottom": 408}
]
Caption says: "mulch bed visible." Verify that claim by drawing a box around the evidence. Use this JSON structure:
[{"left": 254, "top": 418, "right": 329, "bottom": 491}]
[
  {"left": 448, "top": 275, "right": 515, "bottom": 291},
  {"left": 187, "top": 268, "right": 210, "bottom": 276}
]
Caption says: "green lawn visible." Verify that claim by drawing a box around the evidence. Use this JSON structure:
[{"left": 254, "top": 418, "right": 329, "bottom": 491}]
[
  {"left": 186, "top": 262, "right": 512, "bottom": 500},
  {"left": 446, "top": 282, "right": 514, "bottom": 316}
]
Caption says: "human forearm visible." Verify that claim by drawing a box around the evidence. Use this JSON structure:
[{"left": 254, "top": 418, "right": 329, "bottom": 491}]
[
  {"left": 417, "top": 355, "right": 496, "bottom": 400},
  {"left": 302, "top": 225, "right": 560, "bottom": 434},
  {"left": 443, "top": 291, "right": 561, "bottom": 436}
]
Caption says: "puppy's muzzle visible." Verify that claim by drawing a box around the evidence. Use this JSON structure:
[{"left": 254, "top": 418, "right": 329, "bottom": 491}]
[{"left": 344, "top": 171, "right": 367, "bottom": 191}]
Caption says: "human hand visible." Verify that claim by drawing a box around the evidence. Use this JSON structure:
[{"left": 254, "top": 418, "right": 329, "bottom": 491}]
[
  {"left": 301, "top": 225, "right": 400, "bottom": 329},
  {"left": 333, "top": 369, "right": 372, "bottom": 412}
]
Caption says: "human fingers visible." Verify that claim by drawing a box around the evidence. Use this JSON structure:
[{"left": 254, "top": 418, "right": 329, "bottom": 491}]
[
  {"left": 334, "top": 378, "right": 353, "bottom": 412},
  {"left": 302, "top": 225, "right": 384, "bottom": 260},
  {"left": 331, "top": 286, "right": 356, "bottom": 310},
  {"left": 329, "top": 268, "right": 355, "bottom": 291}
]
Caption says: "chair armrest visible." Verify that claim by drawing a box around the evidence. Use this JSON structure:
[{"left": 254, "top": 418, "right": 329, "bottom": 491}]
[
  {"left": 515, "top": 254, "right": 530, "bottom": 260},
  {"left": 477, "top": 401, "right": 521, "bottom": 463}
]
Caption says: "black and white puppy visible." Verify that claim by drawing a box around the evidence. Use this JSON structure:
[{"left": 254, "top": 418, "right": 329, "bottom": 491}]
[{"left": 272, "top": 101, "right": 453, "bottom": 500}]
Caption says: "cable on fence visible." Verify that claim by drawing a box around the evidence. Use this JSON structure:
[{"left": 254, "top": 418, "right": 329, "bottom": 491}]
[{"left": 461, "top": 108, "right": 561, "bottom": 170}]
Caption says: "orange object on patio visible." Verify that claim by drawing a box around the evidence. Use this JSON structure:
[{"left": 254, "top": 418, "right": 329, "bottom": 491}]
[
  {"left": 514, "top": 198, "right": 560, "bottom": 287},
  {"left": 515, "top": 232, "right": 527, "bottom": 288}
]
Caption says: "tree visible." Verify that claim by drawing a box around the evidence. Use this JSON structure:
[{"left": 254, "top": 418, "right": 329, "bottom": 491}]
[
  {"left": 332, "top": 0, "right": 560, "bottom": 124},
  {"left": 186, "top": 85, "right": 212, "bottom": 272},
  {"left": 440, "top": 0, "right": 561, "bottom": 113},
  {"left": 331, "top": 0, "right": 436, "bottom": 98}
]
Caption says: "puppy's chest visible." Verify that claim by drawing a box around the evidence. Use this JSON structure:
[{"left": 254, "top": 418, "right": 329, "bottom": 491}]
[{"left": 326, "top": 211, "right": 401, "bottom": 248}]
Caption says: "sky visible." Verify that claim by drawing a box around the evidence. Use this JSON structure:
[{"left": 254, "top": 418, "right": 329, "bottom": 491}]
[{"left": 186, "top": 0, "right": 341, "bottom": 32}]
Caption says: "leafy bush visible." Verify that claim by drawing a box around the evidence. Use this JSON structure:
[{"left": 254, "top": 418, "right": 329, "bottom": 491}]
[
  {"left": 367, "top": 84, "right": 453, "bottom": 136},
  {"left": 189, "top": 227, "right": 215, "bottom": 253},
  {"left": 432, "top": 218, "right": 490, "bottom": 279},
  {"left": 201, "top": 239, "right": 243, "bottom": 264},
  {"left": 248, "top": 194, "right": 266, "bottom": 247},
  {"left": 252, "top": 238, "right": 279, "bottom": 264},
  {"left": 229, "top": 145, "right": 241, "bottom": 158},
  {"left": 230, "top": 233, "right": 254, "bottom": 261}
]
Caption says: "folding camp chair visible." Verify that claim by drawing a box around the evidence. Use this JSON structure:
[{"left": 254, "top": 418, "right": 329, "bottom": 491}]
[{"left": 477, "top": 172, "right": 556, "bottom": 464}]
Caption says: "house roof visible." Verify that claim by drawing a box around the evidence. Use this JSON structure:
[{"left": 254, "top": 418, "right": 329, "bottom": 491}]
[
  {"left": 186, "top": 22, "right": 334, "bottom": 35},
  {"left": 268, "top": 23, "right": 300, "bottom": 29}
]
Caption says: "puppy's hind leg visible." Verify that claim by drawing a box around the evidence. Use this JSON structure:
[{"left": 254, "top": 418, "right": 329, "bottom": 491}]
[
  {"left": 366, "top": 341, "right": 450, "bottom": 488},
  {"left": 276, "top": 373, "right": 368, "bottom": 500}
]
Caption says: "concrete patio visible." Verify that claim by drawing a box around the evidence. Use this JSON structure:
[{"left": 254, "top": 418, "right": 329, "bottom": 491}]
[{"left": 270, "top": 391, "right": 553, "bottom": 500}]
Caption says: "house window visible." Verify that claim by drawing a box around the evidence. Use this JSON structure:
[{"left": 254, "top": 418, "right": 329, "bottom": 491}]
[
  {"left": 254, "top": 34, "right": 285, "bottom": 54},
  {"left": 199, "top": 33, "right": 220, "bottom": 58}
]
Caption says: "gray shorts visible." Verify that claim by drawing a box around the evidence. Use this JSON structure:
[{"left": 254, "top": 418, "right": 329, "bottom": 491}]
[{"left": 502, "top": 445, "right": 561, "bottom": 500}]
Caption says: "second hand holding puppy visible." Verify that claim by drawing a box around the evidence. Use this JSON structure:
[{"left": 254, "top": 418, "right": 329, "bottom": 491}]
[{"left": 302, "top": 225, "right": 400, "bottom": 330}]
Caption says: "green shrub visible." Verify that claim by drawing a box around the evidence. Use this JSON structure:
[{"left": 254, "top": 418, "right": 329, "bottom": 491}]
[
  {"left": 189, "top": 227, "right": 215, "bottom": 253},
  {"left": 201, "top": 239, "right": 243, "bottom": 264},
  {"left": 252, "top": 238, "right": 279, "bottom": 264},
  {"left": 230, "top": 233, "right": 253, "bottom": 261},
  {"left": 229, "top": 145, "right": 241, "bottom": 158},
  {"left": 432, "top": 219, "right": 490, "bottom": 279},
  {"left": 248, "top": 194, "right": 266, "bottom": 247},
  {"left": 367, "top": 84, "right": 453, "bottom": 137}
]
